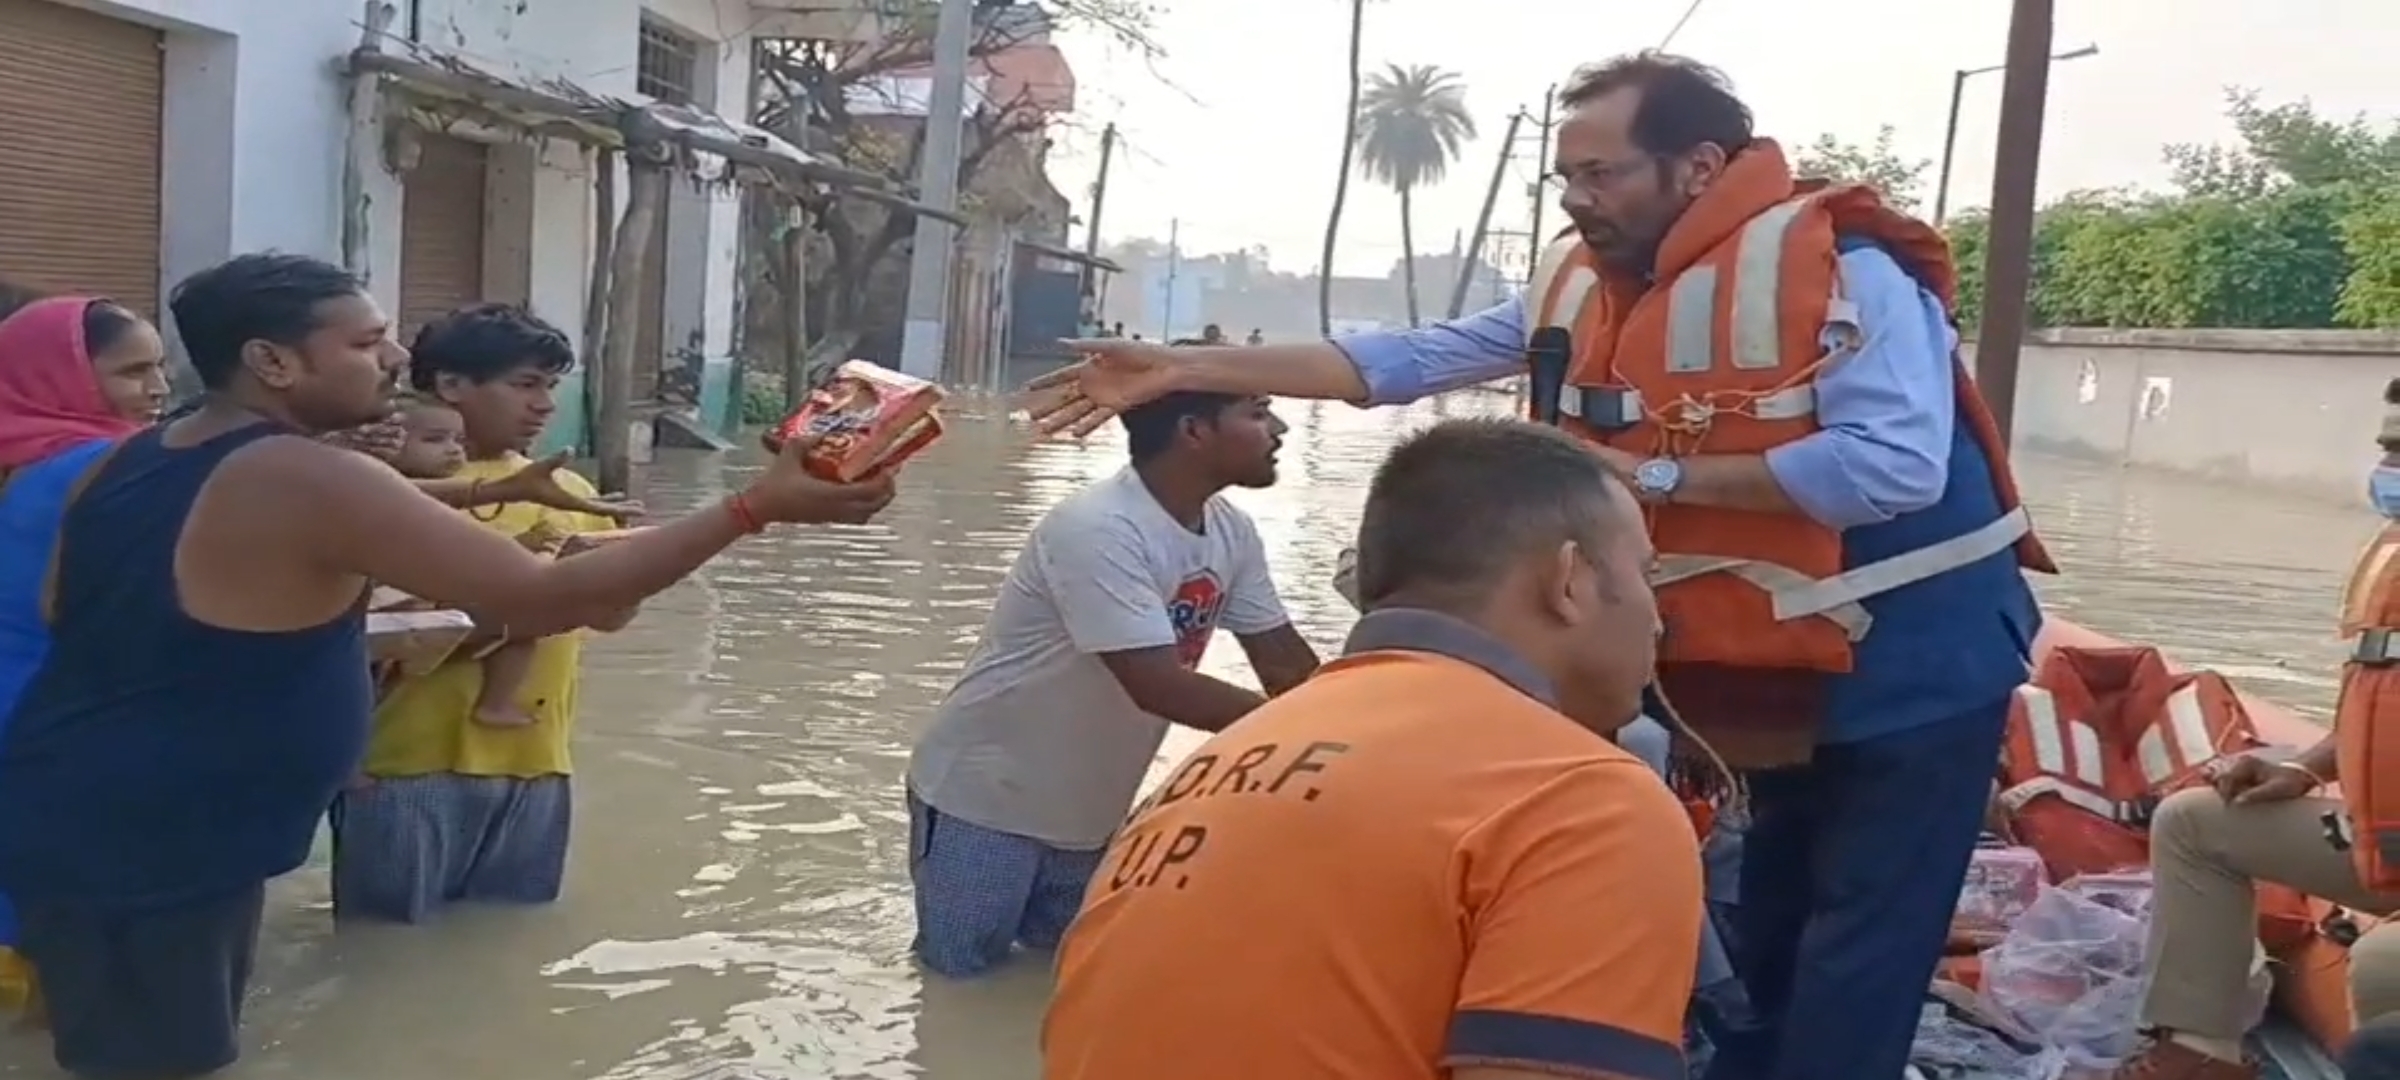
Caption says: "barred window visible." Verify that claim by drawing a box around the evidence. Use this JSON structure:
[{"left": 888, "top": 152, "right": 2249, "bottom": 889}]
[{"left": 637, "top": 19, "right": 701, "bottom": 104}]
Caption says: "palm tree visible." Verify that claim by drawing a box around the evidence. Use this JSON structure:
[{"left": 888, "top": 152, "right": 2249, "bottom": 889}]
[
  {"left": 1316, "top": 0, "right": 1370, "bottom": 337},
  {"left": 1354, "top": 63, "right": 1476, "bottom": 327}
]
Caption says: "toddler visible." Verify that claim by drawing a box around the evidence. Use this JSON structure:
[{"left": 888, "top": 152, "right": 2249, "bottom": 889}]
[{"left": 387, "top": 401, "right": 551, "bottom": 728}]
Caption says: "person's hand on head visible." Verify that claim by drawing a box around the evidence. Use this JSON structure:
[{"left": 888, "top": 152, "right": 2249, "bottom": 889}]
[
  {"left": 322, "top": 413, "right": 406, "bottom": 462},
  {"left": 739, "top": 433, "right": 898, "bottom": 526},
  {"left": 1022, "top": 338, "right": 1184, "bottom": 439}
]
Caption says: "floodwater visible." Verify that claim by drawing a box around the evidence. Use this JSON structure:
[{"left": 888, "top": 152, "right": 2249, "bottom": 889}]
[{"left": 0, "top": 392, "right": 2376, "bottom": 1078}]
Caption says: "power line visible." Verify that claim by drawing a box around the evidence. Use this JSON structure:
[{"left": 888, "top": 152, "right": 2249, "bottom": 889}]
[{"left": 1655, "top": 0, "right": 1709, "bottom": 50}]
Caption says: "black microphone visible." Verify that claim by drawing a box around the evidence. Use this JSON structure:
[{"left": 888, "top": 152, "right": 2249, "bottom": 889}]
[{"left": 1526, "top": 326, "right": 1571, "bottom": 425}]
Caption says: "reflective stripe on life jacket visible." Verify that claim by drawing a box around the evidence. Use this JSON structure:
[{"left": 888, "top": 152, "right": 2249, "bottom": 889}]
[
  {"left": 1518, "top": 142, "right": 2053, "bottom": 675},
  {"left": 2000, "top": 645, "right": 2263, "bottom": 882},
  {"left": 2337, "top": 524, "right": 2400, "bottom": 891}
]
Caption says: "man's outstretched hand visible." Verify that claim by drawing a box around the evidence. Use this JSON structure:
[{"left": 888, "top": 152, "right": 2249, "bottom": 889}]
[
  {"left": 1022, "top": 338, "right": 1187, "bottom": 439},
  {"left": 739, "top": 434, "right": 899, "bottom": 526}
]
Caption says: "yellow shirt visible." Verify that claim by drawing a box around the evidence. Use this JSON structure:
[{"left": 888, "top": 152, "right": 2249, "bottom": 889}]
[{"left": 364, "top": 455, "right": 615, "bottom": 779}]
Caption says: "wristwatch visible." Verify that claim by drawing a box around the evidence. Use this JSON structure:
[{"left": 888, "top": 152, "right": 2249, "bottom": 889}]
[{"left": 1633, "top": 457, "right": 1684, "bottom": 503}]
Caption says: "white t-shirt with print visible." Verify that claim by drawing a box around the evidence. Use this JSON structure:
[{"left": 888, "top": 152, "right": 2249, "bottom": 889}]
[{"left": 906, "top": 466, "right": 1291, "bottom": 850}]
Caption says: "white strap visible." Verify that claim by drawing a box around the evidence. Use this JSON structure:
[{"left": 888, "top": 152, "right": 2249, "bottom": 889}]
[
  {"left": 1998, "top": 775, "right": 2128, "bottom": 822},
  {"left": 1650, "top": 506, "right": 2030, "bottom": 642},
  {"left": 1772, "top": 506, "right": 2032, "bottom": 621},
  {"left": 1651, "top": 554, "right": 1874, "bottom": 640},
  {"left": 1558, "top": 385, "right": 1816, "bottom": 425}
]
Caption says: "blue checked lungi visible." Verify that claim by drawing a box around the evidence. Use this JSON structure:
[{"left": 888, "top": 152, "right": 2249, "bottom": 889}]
[
  {"left": 906, "top": 788, "right": 1106, "bottom": 979},
  {"left": 328, "top": 773, "right": 572, "bottom": 924}
]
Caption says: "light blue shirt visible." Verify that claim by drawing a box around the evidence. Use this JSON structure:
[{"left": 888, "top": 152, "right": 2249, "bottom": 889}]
[{"left": 1331, "top": 246, "right": 1959, "bottom": 530}]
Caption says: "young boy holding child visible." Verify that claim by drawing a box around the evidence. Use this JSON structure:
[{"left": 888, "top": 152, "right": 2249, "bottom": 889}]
[{"left": 387, "top": 397, "right": 574, "bottom": 728}]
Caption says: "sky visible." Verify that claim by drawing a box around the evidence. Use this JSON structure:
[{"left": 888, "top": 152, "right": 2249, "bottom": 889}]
[{"left": 1035, "top": 0, "right": 2400, "bottom": 279}]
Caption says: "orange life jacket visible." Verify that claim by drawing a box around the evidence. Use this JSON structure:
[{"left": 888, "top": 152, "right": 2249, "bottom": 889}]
[
  {"left": 1520, "top": 141, "right": 2055, "bottom": 675},
  {"left": 1999, "top": 645, "right": 2317, "bottom": 947},
  {"left": 2336, "top": 522, "right": 2400, "bottom": 891}
]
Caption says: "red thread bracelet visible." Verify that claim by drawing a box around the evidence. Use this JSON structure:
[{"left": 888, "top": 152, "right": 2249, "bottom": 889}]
[{"left": 725, "top": 493, "right": 765, "bottom": 534}]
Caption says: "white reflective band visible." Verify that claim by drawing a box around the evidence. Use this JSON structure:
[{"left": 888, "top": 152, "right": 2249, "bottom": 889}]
[
  {"left": 1771, "top": 506, "right": 2033, "bottom": 622},
  {"left": 1557, "top": 385, "right": 1815, "bottom": 425},
  {"left": 1665, "top": 266, "right": 1718, "bottom": 373},
  {"left": 2136, "top": 683, "right": 2223, "bottom": 785},
  {"left": 2020, "top": 685, "right": 2110, "bottom": 790},
  {"left": 1729, "top": 196, "right": 1815, "bottom": 371},
  {"left": 1527, "top": 237, "right": 1593, "bottom": 338},
  {"left": 2021, "top": 686, "right": 2067, "bottom": 777},
  {"left": 1651, "top": 554, "right": 1873, "bottom": 640},
  {"left": 1999, "top": 776, "right": 2127, "bottom": 822},
  {"left": 2355, "top": 629, "right": 2400, "bottom": 664}
]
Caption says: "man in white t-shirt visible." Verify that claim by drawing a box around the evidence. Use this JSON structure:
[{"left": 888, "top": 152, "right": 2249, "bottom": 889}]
[{"left": 905, "top": 390, "right": 1322, "bottom": 978}]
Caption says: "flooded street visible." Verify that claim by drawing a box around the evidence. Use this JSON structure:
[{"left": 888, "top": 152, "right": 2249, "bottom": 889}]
[{"left": 1, "top": 392, "right": 2377, "bottom": 1079}]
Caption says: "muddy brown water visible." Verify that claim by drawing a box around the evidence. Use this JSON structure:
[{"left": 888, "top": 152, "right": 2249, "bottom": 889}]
[{"left": 0, "top": 392, "right": 2373, "bottom": 1078}]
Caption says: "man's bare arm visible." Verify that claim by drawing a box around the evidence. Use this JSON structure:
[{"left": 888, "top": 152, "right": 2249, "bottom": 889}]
[
  {"left": 283, "top": 442, "right": 877, "bottom": 635},
  {"left": 1094, "top": 647, "right": 1268, "bottom": 733},
  {"left": 1235, "top": 625, "right": 1320, "bottom": 695}
]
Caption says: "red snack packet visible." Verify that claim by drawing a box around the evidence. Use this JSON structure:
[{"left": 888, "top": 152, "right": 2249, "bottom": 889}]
[{"left": 761, "top": 360, "right": 946, "bottom": 480}]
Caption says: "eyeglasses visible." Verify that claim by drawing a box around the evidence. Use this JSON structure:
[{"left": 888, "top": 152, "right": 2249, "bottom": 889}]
[{"left": 1547, "top": 155, "right": 1658, "bottom": 194}]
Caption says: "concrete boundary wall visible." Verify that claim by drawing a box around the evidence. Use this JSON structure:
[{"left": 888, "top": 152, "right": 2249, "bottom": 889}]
[{"left": 1966, "top": 328, "right": 2400, "bottom": 503}]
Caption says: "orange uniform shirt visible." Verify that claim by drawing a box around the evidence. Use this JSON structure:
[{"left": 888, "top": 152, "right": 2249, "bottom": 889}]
[{"left": 1043, "top": 610, "right": 1703, "bottom": 1080}]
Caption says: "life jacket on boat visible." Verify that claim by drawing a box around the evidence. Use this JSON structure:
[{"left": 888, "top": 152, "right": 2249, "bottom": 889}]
[
  {"left": 2335, "top": 521, "right": 2400, "bottom": 891},
  {"left": 2001, "top": 645, "right": 2259, "bottom": 877},
  {"left": 1999, "top": 644, "right": 2316, "bottom": 947},
  {"left": 1519, "top": 141, "right": 2055, "bottom": 679}
]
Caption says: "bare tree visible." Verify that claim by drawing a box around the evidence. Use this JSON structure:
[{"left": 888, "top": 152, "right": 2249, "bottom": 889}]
[{"left": 747, "top": 2, "right": 1157, "bottom": 369}]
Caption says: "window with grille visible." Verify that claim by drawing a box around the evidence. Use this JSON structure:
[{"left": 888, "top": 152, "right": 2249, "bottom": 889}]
[{"left": 637, "top": 19, "right": 701, "bottom": 104}]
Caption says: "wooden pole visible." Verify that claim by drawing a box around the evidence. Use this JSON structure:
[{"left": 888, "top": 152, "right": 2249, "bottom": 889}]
[
  {"left": 596, "top": 152, "right": 668, "bottom": 493},
  {"left": 781, "top": 202, "right": 812, "bottom": 414},
  {"left": 580, "top": 148, "right": 617, "bottom": 454},
  {"left": 339, "top": 2, "right": 395, "bottom": 278}
]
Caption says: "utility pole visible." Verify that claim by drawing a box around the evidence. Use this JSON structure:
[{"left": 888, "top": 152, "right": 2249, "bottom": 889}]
[
  {"left": 1448, "top": 110, "right": 1524, "bottom": 319},
  {"left": 1525, "top": 85, "right": 1556, "bottom": 286},
  {"left": 1080, "top": 122, "right": 1117, "bottom": 301},
  {"left": 1159, "top": 216, "right": 1180, "bottom": 339},
  {"left": 1974, "top": 0, "right": 2059, "bottom": 443},
  {"left": 895, "top": 0, "right": 977, "bottom": 380}
]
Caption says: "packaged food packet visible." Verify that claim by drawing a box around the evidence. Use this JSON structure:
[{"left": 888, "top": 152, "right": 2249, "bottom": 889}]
[{"left": 761, "top": 360, "right": 946, "bottom": 481}]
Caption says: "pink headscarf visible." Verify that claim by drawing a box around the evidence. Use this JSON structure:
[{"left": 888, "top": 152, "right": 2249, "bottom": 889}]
[{"left": 0, "top": 296, "right": 144, "bottom": 470}]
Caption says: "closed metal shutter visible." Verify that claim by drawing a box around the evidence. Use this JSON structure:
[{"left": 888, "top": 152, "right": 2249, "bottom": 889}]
[
  {"left": 0, "top": 0, "right": 163, "bottom": 316},
  {"left": 398, "top": 134, "right": 488, "bottom": 339}
]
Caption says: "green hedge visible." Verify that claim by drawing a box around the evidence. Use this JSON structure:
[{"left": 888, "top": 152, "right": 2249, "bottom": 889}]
[{"left": 1945, "top": 184, "right": 2400, "bottom": 332}]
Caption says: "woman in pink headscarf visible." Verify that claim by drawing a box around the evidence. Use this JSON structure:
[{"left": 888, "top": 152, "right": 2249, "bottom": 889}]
[
  {"left": 0, "top": 296, "right": 169, "bottom": 477},
  {"left": 0, "top": 295, "right": 169, "bottom": 1024}
]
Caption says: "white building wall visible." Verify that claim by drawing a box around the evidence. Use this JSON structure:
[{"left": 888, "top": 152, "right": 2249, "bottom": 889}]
[{"left": 52, "top": 0, "right": 761, "bottom": 440}]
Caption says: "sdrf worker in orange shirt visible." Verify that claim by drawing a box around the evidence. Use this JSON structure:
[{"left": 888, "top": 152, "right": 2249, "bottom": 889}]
[{"left": 1042, "top": 417, "right": 1704, "bottom": 1080}]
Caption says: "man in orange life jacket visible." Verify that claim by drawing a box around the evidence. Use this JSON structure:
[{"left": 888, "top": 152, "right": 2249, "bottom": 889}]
[
  {"left": 2101, "top": 387, "right": 2400, "bottom": 1080},
  {"left": 1028, "top": 52, "right": 2052, "bottom": 1080}
]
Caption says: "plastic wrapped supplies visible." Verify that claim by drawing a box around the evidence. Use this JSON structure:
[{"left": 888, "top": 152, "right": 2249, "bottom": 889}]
[
  {"left": 1955, "top": 845, "right": 2048, "bottom": 943},
  {"left": 1971, "top": 872, "right": 2269, "bottom": 1074}
]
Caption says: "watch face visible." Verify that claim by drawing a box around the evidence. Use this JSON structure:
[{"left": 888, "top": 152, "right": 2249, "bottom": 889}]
[{"left": 1636, "top": 458, "right": 1680, "bottom": 492}]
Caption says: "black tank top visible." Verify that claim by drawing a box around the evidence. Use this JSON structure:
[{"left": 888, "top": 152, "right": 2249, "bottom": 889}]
[{"left": 0, "top": 422, "right": 372, "bottom": 909}]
